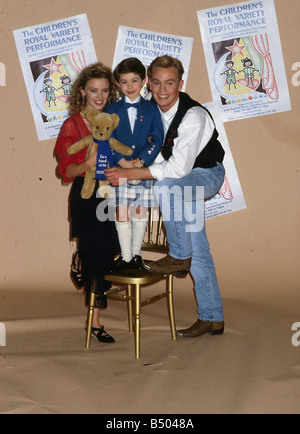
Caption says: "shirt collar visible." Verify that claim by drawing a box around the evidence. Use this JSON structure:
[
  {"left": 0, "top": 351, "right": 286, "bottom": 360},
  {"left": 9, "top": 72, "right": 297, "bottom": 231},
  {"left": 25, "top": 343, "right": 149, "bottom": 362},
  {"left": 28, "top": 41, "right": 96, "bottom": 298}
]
[
  {"left": 159, "top": 98, "right": 180, "bottom": 124},
  {"left": 125, "top": 95, "right": 141, "bottom": 104}
]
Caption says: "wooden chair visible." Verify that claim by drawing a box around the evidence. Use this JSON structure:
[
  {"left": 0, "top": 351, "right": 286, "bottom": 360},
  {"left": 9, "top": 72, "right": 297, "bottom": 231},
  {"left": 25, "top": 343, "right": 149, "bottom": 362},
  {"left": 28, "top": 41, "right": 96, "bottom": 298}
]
[{"left": 85, "top": 207, "right": 178, "bottom": 359}]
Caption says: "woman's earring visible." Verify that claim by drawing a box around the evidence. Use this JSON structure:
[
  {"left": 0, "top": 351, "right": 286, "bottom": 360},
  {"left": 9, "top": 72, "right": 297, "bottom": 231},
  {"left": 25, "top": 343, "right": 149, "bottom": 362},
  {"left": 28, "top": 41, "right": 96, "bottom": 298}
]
[{"left": 81, "top": 95, "right": 87, "bottom": 114}]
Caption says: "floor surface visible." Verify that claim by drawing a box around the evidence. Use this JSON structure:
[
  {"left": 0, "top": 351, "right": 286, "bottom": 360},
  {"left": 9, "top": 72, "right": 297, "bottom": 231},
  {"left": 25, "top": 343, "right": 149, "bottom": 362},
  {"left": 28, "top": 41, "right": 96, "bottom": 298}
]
[{"left": 0, "top": 285, "right": 299, "bottom": 415}]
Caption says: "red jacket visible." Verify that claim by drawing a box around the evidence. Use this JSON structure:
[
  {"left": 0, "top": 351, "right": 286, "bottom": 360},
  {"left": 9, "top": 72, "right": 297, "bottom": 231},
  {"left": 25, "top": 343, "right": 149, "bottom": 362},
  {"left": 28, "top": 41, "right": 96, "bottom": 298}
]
[{"left": 55, "top": 112, "right": 90, "bottom": 183}]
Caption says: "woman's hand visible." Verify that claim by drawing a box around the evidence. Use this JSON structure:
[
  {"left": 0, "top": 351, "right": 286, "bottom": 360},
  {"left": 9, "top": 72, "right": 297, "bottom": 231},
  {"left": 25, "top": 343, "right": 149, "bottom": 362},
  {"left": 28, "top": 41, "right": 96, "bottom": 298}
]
[
  {"left": 86, "top": 142, "right": 97, "bottom": 168},
  {"left": 65, "top": 143, "right": 97, "bottom": 179}
]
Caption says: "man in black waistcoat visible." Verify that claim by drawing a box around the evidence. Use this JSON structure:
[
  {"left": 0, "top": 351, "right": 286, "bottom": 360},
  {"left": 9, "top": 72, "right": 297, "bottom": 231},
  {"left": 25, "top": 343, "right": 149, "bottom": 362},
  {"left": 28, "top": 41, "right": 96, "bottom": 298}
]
[{"left": 106, "top": 55, "right": 225, "bottom": 337}]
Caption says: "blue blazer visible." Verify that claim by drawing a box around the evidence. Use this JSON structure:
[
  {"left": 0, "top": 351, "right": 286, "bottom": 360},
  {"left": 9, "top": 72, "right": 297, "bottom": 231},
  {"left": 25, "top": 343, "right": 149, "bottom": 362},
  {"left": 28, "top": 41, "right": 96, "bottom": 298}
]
[{"left": 105, "top": 97, "right": 164, "bottom": 167}]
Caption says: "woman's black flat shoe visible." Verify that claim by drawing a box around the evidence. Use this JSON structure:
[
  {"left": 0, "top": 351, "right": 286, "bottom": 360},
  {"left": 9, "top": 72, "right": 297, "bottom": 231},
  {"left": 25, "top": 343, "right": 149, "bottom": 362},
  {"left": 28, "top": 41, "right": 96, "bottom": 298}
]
[
  {"left": 90, "top": 326, "right": 115, "bottom": 343},
  {"left": 71, "top": 250, "right": 85, "bottom": 288}
]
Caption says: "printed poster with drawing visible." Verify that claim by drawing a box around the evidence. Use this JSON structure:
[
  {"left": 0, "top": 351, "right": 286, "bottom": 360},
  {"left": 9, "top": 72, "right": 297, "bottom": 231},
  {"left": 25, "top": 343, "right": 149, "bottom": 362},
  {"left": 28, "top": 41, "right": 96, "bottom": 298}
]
[
  {"left": 13, "top": 14, "right": 97, "bottom": 141},
  {"left": 197, "top": 0, "right": 291, "bottom": 122},
  {"left": 112, "top": 26, "right": 193, "bottom": 96},
  {"left": 204, "top": 102, "right": 246, "bottom": 219}
]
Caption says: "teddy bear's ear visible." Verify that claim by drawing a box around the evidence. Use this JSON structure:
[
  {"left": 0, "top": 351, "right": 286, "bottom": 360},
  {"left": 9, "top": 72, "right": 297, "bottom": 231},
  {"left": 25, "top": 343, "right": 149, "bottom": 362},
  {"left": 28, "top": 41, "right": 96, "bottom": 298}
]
[
  {"left": 110, "top": 113, "right": 120, "bottom": 130},
  {"left": 85, "top": 109, "right": 99, "bottom": 123}
]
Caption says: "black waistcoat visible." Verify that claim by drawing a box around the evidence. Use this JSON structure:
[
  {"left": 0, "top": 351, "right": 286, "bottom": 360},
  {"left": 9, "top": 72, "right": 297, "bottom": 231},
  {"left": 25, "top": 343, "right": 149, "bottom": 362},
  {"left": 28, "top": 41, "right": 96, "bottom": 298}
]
[{"left": 161, "top": 92, "right": 225, "bottom": 168}]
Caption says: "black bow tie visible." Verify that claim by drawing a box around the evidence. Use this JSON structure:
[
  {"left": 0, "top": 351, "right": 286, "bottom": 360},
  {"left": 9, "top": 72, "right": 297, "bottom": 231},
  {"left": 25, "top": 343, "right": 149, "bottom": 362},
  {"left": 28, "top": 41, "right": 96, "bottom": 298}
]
[{"left": 125, "top": 102, "right": 139, "bottom": 109}]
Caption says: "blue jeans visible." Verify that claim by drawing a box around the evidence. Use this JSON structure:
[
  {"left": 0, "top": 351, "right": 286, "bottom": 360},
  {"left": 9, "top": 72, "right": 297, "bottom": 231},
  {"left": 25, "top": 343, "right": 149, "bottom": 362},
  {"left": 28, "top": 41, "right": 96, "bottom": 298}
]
[{"left": 154, "top": 164, "right": 225, "bottom": 322}]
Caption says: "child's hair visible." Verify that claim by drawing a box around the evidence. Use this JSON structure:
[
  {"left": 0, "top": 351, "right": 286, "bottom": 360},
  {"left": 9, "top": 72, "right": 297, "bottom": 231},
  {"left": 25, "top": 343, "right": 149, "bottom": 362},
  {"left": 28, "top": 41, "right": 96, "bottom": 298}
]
[
  {"left": 147, "top": 55, "right": 185, "bottom": 81},
  {"left": 113, "top": 57, "right": 146, "bottom": 83},
  {"left": 68, "top": 62, "right": 117, "bottom": 115}
]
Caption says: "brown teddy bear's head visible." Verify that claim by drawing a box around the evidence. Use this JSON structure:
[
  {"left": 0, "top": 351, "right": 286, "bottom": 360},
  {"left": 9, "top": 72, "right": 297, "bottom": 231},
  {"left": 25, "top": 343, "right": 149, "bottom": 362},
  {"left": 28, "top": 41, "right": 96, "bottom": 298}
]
[{"left": 85, "top": 109, "right": 119, "bottom": 141}]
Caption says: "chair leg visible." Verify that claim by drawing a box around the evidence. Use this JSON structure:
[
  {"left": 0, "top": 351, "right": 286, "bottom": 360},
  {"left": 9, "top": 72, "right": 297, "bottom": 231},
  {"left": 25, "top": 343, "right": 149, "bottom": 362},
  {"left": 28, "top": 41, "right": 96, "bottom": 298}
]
[
  {"left": 127, "top": 284, "right": 134, "bottom": 332},
  {"left": 134, "top": 283, "right": 141, "bottom": 359},
  {"left": 167, "top": 274, "right": 177, "bottom": 341},
  {"left": 85, "top": 278, "right": 97, "bottom": 348}
]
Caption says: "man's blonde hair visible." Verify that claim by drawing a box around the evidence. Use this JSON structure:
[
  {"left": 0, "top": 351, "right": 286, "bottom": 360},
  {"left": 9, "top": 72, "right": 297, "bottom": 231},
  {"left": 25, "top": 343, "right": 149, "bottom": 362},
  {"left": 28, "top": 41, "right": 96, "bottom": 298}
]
[{"left": 147, "top": 55, "right": 184, "bottom": 81}]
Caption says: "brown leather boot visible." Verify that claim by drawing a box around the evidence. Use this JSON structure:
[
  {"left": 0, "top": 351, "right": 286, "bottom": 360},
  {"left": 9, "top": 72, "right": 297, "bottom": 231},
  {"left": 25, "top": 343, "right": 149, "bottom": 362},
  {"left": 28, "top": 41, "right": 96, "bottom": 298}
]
[
  {"left": 143, "top": 254, "right": 191, "bottom": 275},
  {"left": 177, "top": 319, "right": 224, "bottom": 337}
]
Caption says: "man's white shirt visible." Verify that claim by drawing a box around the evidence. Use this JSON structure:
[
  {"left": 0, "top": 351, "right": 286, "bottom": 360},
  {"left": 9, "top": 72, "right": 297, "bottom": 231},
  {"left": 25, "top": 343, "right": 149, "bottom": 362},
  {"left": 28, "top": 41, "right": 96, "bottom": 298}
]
[{"left": 149, "top": 98, "right": 215, "bottom": 181}]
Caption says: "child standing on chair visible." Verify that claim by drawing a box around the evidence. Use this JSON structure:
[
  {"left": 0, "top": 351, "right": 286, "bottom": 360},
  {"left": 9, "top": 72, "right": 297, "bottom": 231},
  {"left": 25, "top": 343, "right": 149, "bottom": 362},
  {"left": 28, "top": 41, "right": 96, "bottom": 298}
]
[{"left": 106, "top": 57, "right": 164, "bottom": 271}]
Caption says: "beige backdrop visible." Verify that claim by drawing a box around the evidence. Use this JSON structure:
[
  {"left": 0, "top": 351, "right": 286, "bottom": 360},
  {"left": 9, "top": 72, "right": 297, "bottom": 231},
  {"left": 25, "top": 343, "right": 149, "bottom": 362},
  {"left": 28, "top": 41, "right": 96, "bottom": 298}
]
[{"left": 0, "top": 0, "right": 299, "bottom": 415}]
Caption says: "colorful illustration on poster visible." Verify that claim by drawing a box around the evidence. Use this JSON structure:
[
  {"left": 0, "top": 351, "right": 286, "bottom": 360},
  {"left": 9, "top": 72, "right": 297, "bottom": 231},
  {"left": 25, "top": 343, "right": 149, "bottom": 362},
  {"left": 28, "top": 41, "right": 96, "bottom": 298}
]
[
  {"left": 213, "top": 34, "right": 278, "bottom": 106},
  {"left": 31, "top": 51, "right": 86, "bottom": 123},
  {"left": 197, "top": 0, "right": 291, "bottom": 122},
  {"left": 13, "top": 14, "right": 97, "bottom": 140}
]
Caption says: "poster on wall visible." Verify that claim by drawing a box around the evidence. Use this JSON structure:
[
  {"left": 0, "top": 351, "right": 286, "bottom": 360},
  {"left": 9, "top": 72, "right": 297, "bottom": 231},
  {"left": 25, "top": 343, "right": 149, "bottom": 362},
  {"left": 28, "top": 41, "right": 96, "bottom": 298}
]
[
  {"left": 112, "top": 26, "right": 193, "bottom": 95},
  {"left": 204, "top": 102, "right": 246, "bottom": 219},
  {"left": 13, "top": 14, "right": 97, "bottom": 141},
  {"left": 197, "top": 0, "right": 291, "bottom": 122}
]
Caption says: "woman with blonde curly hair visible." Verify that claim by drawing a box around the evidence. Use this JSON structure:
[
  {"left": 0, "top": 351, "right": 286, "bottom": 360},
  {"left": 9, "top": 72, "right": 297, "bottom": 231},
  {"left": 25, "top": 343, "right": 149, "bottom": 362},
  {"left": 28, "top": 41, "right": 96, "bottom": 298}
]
[
  {"left": 68, "top": 62, "right": 118, "bottom": 115},
  {"left": 55, "top": 62, "right": 119, "bottom": 343}
]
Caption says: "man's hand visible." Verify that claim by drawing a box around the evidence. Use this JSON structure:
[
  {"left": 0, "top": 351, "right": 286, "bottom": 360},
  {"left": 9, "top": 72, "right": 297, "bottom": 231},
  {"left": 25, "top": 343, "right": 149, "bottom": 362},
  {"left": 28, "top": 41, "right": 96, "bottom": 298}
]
[
  {"left": 105, "top": 167, "right": 130, "bottom": 186},
  {"left": 105, "top": 166, "right": 153, "bottom": 186}
]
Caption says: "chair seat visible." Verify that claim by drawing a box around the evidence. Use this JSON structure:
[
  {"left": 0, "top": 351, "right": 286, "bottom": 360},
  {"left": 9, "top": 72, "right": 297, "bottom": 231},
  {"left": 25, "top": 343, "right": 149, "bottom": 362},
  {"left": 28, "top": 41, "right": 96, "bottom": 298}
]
[{"left": 104, "top": 266, "right": 165, "bottom": 285}]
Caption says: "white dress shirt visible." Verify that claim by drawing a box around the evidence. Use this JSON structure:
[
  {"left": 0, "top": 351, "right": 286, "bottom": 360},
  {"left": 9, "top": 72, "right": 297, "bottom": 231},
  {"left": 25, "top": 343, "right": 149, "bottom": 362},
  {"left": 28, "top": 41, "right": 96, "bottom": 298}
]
[
  {"left": 125, "top": 95, "right": 140, "bottom": 133},
  {"left": 149, "top": 98, "right": 215, "bottom": 181}
]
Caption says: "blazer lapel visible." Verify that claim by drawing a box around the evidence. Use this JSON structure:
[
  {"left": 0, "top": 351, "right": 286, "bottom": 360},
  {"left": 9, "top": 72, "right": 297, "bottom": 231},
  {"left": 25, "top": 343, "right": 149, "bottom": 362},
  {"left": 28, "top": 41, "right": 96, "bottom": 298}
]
[
  {"left": 132, "top": 100, "right": 145, "bottom": 138},
  {"left": 121, "top": 100, "right": 133, "bottom": 139}
]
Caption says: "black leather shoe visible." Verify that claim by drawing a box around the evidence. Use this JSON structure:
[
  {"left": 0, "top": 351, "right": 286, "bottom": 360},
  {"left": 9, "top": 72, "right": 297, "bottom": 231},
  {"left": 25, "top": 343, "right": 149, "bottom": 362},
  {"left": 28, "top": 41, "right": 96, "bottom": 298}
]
[
  {"left": 133, "top": 255, "right": 144, "bottom": 269},
  {"left": 111, "top": 257, "right": 136, "bottom": 272}
]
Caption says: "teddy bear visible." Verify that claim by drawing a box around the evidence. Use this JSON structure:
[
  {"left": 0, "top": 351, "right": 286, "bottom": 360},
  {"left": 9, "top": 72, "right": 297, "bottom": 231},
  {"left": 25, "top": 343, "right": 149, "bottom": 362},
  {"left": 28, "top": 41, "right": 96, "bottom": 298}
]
[{"left": 67, "top": 109, "right": 133, "bottom": 199}]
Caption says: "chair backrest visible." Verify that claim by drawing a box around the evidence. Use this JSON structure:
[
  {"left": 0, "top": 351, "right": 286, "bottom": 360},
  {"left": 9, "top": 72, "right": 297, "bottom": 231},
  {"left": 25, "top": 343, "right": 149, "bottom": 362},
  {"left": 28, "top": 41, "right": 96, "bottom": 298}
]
[{"left": 142, "top": 207, "right": 168, "bottom": 253}]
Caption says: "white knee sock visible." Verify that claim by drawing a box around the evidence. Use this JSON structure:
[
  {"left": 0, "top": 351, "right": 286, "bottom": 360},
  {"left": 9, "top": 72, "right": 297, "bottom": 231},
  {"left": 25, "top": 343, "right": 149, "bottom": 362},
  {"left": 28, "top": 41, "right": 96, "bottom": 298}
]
[
  {"left": 131, "top": 218, "right": 147, "bottom": 257},
  {"left": 115, "top": 220, "right": 132, "bottom": 262}
]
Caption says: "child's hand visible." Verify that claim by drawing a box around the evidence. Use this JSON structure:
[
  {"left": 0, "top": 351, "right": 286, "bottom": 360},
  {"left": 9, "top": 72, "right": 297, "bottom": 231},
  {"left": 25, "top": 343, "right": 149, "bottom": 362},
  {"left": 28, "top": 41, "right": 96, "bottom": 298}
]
[
  {"left": 133, "top": 159, "right": 144, "bottom": 168},
  {"left": 118, "top": 158, "right": 140, "bottom": 168}
]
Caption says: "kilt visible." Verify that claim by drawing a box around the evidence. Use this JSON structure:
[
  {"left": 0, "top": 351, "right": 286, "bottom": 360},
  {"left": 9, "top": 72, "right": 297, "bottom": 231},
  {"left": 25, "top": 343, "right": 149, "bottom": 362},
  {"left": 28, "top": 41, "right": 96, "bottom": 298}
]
[{"left": 108, "top": 179, "right": 158, "bottom": 208}]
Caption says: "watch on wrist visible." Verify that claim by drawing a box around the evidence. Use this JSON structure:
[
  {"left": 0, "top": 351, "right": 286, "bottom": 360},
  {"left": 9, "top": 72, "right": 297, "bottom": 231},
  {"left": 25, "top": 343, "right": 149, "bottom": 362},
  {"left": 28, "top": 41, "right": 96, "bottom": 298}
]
[{"left": 139, "top": 158, "right": 145, "bottom": 166}]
